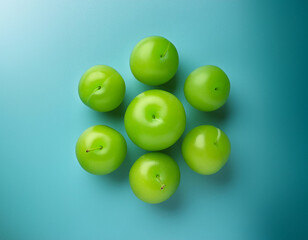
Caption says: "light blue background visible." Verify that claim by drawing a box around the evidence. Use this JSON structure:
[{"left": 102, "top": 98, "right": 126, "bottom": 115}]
[{"left": 0, "top": 0, "right": 307, "bottom": 239}]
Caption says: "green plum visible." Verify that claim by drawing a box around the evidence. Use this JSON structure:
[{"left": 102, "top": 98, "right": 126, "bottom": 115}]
[
  {"left": 130, "top": 36, "right": 179, "bottom": 86},
  {"left": 184, "top": 65, "right": 230, "bottom": 112},
  {"left": 124, "top": 89, "right": 186, "bottom": 151},
  {"left": 182, "top": 125, "right": 231, "bottom": 175},
  {"left": 75, "top": 125, "right": 127, "bottom": 175},
  {"left": 129, "top": 152, "right": 180, "bottom": 204},
  {"left": 78, "top": 65, "right": 125, "bottom": 112}
]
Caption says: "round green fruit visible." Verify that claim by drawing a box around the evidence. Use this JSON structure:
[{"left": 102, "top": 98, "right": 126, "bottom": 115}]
[
  {"left": 182, "top": 125, "right": 231, "bottom": 175},
  {"left": 184, "top": 65, "right": 230, "bottom": 112},
  {"left": 130, "top": 36, "right": 179, "bottom": 86},
  {"left": 129, "top": 152, "right": 180, "bottom": 204},
  {"left": 75, "top": 125, "right": 127, "bottom": 175},
  {"left": 124, "top": 89, "right": 186, "bottom": 151},
  {"left": 78, "top": 65, "right": 125, "bottom": 112}
]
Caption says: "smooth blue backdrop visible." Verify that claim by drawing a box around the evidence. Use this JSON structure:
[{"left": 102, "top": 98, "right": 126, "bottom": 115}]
[{"left": 0, "top": 0, "right": 307, "bottom": 239}]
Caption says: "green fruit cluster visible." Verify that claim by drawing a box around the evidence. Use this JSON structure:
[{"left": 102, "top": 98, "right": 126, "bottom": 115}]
[{"left": 76, "top": 36, "right": 231, "bottom": 204}]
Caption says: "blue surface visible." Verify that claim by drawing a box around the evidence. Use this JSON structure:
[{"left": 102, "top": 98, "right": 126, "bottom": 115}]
[{"left": 0, "top": 0, "right": 307, "bottom": 239}]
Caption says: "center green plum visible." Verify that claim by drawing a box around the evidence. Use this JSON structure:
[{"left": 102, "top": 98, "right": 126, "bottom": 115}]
[{"left": 124, "top": 89, "right": 186, "bottom": 151}]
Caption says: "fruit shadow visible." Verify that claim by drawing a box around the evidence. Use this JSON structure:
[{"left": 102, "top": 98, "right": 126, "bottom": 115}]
[
  {"left": 84, "top": 96, "right": 130, "bottom": 127},
  {"left": 103, "top": 156, "right": 131, "bottom": 183},
  {"left": 136, "top": 71, "right": 180, "bottom": 94},
  {"left": 161, "top": 133, "right": 185, "bottom": 160},
  {"left": 157, "top": 72, "right": 179, "bottom": 94},
  {"left": 201, "top": 101, "right": 231, "bottom": 126},
  {"left": 152, "top": 189, "right": 184, "bottom": 212},
  {"left": 150, "top": 135, "right": 186, "bottom": 212},
  {"left": 203, "top": 159, "right": 233, "bottom": 186},
  {"left": 101, "top": 141, "right": 145, "bottom": 184},
  {"left": 107, "top": 100, "right": 127, "bottom": 119}
]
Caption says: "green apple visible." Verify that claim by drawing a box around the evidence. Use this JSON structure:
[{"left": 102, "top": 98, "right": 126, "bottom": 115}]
[
  {"left": 129, "top": 152, "right": 180, "bottom": 204},
  {"left": 184, "top": 65, "right": 230, "bottom": 111},
  {"left": 75, "top": 125, "right": 127, "bottom": 175},
  {"left": 130, "top": 36, "right": 179, "bottom": 86},
  {"left": 124, "top": 89, "right": 186, "bottom": 151},
  {"left": 78, "top": 65, "right": 125, "bottom": 112},
  {"left": 182, "top": 125, "right": 231, "bottom": 175}
]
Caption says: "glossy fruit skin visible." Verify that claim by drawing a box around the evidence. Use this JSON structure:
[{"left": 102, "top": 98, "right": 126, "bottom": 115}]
[
  {"left": 130, "top": 36, "right": 179, "bottom": 86},
  {"left": 75, "top": 125, "right": 127, "bottom": 175},
  {"left": 184, "top": 65, "right": 230, "bottom": 112},
  {"left": 78, "top": 65, "right": 125, "bottom": 112},
  {"left": 124, "top": 89, "right": 186, "bottom": 151},
  {"left": 182, "top": 125, "right": 231, "bottom": 175},
  {"left": 129, "top": 152, "right": 180, "bottom": 204}
]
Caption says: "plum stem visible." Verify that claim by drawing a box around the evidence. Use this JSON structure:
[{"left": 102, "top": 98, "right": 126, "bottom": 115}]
[
  {"left": 214, "top": 128, "right": 221, "bottom": 145},
  {"left": 86, "top": 145, "right": 103, "bottom": 153},
  {"left": 156, "top": 174, "right": 166, "bottom": 190},
  {"left": 160, "top": 43, "right": 170, "bottom": 58}
]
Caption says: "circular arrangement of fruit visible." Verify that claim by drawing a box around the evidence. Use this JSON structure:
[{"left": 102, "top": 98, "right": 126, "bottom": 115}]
[{"left": 76, "top": 36, "right": 231, "bottom": 204}]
